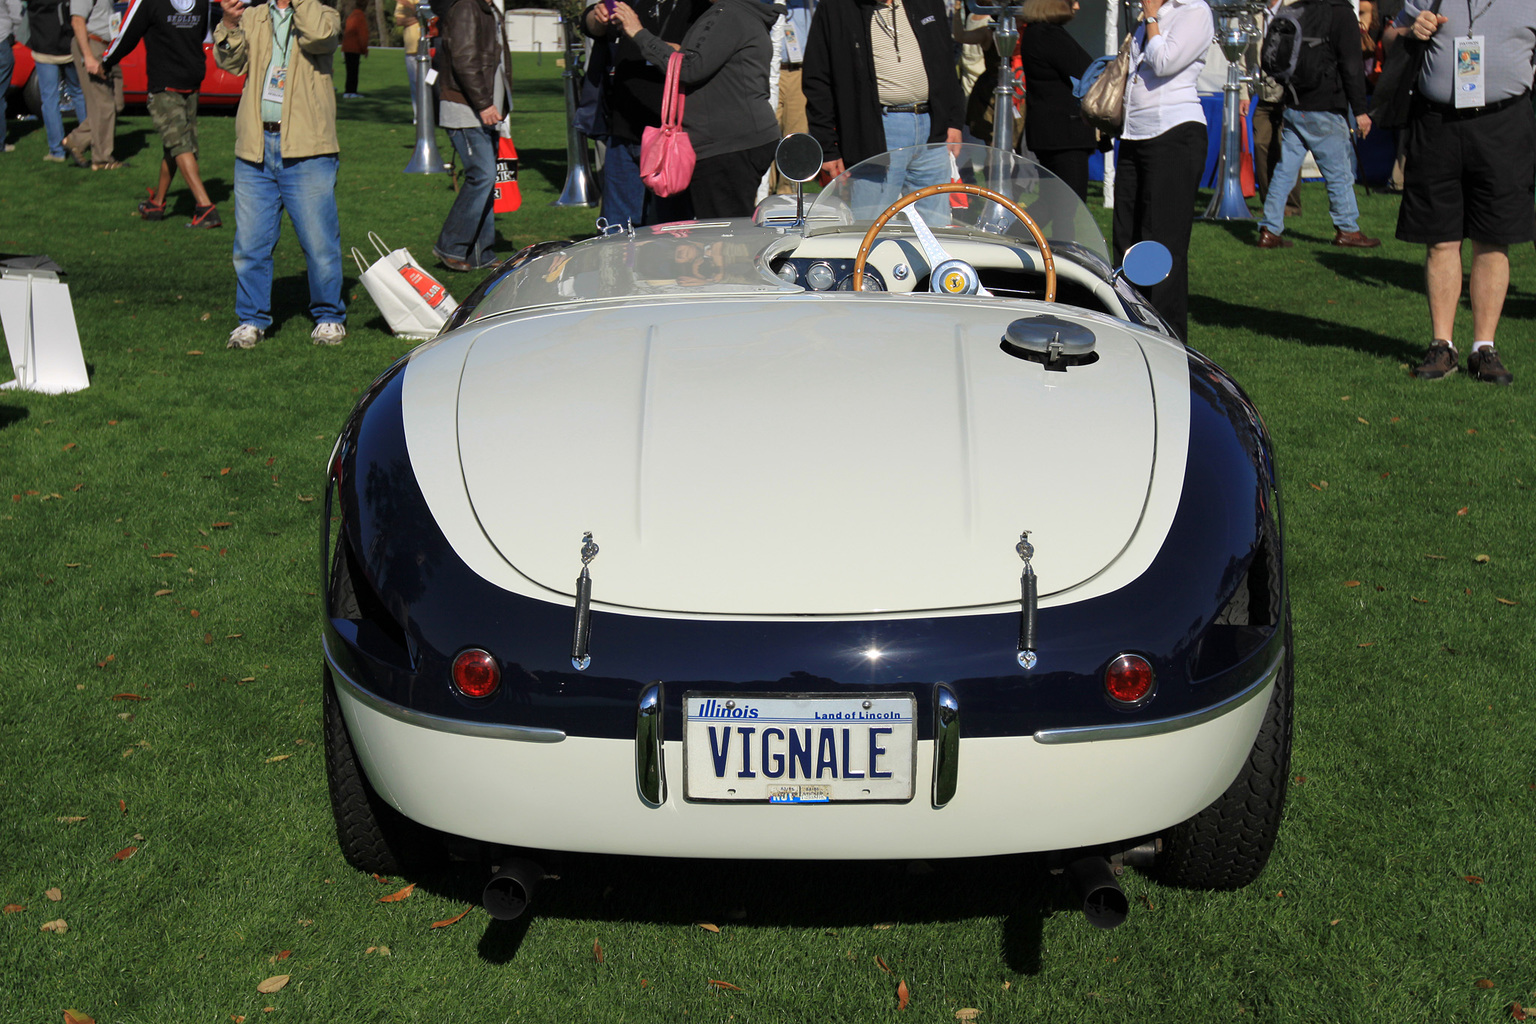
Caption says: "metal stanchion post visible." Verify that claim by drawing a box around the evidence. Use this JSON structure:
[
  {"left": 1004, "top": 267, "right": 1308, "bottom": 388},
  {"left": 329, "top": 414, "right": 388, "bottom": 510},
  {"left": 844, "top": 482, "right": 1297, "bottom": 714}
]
[
  {"left": 1201, "top": 2, "right": 1263, "bottom": 221},
  {"left": 404, "top": 0, "right": 448, "bottom": 175},
  {"left": 550, "top": 12, "right": 598, "bottom": 208}
]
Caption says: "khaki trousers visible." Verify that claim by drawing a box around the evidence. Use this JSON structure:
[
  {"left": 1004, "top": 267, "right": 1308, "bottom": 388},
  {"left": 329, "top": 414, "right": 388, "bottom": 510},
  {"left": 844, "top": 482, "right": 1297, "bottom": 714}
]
[
  {"left": 771, "top": 67, "right": 807, "bottom": 194},
  {"left": 65, "top": 37, "right": 120, "bottom": 164},
  {"left": 1253, "top": 101, "right": 1301, "bottom": 214}
]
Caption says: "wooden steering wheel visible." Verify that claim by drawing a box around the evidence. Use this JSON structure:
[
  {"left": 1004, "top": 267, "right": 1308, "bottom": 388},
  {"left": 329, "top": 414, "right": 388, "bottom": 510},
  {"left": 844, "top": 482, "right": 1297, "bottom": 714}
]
[{"left": 851, "top": 183, "right": 1057, "bottom": 302}]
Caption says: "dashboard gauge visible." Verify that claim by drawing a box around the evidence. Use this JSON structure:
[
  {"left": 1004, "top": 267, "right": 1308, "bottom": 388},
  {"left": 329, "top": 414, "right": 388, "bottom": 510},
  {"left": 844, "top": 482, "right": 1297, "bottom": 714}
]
[
  {"left": 805, "top": 262, "right": 836, "bottom": 291},
  {"left": 775, "top": 262, "right": 799, "bottom": 284}
]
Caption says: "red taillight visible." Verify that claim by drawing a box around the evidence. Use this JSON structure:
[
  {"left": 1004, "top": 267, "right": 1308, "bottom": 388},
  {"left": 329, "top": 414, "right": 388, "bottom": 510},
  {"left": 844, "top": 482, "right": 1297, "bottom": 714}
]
[
  {"left": 452, "top": 649, "right": 500, "bottom": 698},
  {"left": 1104, "top": 654, "right": 1155, "bottom": 706}
]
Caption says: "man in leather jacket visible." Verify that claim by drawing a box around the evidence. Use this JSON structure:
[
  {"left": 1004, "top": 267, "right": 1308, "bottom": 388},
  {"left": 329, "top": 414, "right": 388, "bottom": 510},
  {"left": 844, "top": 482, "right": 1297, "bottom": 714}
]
[{"left": 434, "top": 0, "right": 514, "bottom": 270}]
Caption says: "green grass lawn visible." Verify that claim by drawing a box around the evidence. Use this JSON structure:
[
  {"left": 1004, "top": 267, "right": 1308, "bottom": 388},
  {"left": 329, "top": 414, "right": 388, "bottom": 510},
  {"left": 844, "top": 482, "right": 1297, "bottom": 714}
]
[{"left": 2, "top": 55, "right": 1533, "bottom": 1024}]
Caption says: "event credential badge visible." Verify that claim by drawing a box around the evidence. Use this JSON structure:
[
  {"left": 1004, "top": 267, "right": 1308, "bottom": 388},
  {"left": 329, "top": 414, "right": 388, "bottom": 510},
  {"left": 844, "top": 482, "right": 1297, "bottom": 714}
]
[
  {"left": 1454, "top": 36, "right": 1485, "bottom": 109},
  {"left": 262, "top": 64, "right": 287, "bottom": 106}
]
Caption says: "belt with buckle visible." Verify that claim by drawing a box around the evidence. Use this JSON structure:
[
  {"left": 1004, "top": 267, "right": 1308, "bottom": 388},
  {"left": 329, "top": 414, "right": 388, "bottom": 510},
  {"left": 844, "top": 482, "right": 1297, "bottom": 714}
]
[
  {"left": 781, "top": 61, "right": 802, "bottom": 71},
  {"left": 262, "top": 121, "right": 282, "bottom": 133},
  {"left": 881, "top": 102, "right": 929, "bottom": 114},
  {"left": 1420, "top": 89, "right": 1530, "bottom": 120}
]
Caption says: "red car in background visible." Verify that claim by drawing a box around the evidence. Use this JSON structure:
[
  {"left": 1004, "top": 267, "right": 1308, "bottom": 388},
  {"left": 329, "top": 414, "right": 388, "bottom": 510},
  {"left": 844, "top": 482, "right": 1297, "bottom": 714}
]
[{"left": 7, "top": 1, "right": 244, "bottom": 116}]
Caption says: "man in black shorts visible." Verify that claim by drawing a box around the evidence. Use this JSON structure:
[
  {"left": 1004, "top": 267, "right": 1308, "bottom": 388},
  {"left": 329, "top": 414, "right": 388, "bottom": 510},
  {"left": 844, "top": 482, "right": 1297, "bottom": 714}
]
[{"left": 1391, "top": 0, "right": 1535, "bottom": 385}]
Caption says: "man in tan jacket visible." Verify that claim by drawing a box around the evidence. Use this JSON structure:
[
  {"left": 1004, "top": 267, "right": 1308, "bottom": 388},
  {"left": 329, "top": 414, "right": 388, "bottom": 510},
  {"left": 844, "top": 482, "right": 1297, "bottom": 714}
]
[{"left": 215, "top": 0, "right": 346, "bottom": 349}]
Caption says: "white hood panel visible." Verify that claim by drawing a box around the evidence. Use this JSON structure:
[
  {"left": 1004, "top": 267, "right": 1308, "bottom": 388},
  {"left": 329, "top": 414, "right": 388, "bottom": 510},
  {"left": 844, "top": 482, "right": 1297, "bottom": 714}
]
[{"left": 455, "top": 298, "right": 1160, "bottom": 615}]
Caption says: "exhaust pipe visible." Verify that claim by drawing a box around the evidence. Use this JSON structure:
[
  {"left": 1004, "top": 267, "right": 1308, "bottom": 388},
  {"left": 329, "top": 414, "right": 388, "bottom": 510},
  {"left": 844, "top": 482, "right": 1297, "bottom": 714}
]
[
  {"left": 482, "top": 858, "right": 544, "bottom": 921},
  {"left": 1067, "top": 856, "right": 1129, "bottom": 930}
]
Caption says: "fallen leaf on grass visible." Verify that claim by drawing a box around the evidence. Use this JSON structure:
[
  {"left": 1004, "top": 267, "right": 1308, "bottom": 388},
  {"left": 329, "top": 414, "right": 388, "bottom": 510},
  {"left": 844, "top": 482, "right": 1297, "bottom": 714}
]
[
  {"left": 707, "top": 980, "right": 742, "bottom": 992},
  {"left": 111, "top": 693, "right": 143, "bottom": 702},
  {"left": 119, "top": 800, "right": 126, "bottom": 815},
  {"left": 379, "top": 883, "right": 416, "bottom": 903},
  {"left": 1513, "top": 1002, "right": 1529, "bottom": 1022},
  {"left": 696, "top": 922, "right": 721, "bottom": 933},
  {"left": 3, "top": 904, "right": 24, "bottom": 913},
  {"left": 1343, "top": 580, "right": 1361, "bottom": 588},
  {"left": 45, "top": 888, "right": 61, "bottom": 902},
  {"left": 1357, "top": 642, "right": 1374, "bottom": 648},
  {"left": 64, "top": 1011, "right": 96, "bottom": 1024},
  {"left": 1411, "top": 597, "right": 1428, "bottom": 604},
  {"left": 639, "top": 979, "right": 649, "bottom": 989},
  {"left": 63, "top": 442, "right": 78, "bottom": 450},
  {"left": 112, "top": 847, "right": 137, "bottom": 861},
  {"left": 1478, "top": 980, "right": 1496, "bottom": 989},
  {"left": 1475, "top": 554, "right": 1491, "bottom": 563},
  {"left": 430, "top": 905, "right": 473, "bottom": 929},
  {"left": 593, "top": 939, "right": 604, "bottom": 963},
  {"left": 371, "top": 874, "right": 390, "bottom": 884},
  {"left": 873, "top": 922, "right": 895, "bottom": 930},
  {"left": 897, "top": 979, "right": 910, "bottom": 1011},
  {"left": 255, "top": 975, "right": 289, "bottom": 994},
  {"left": 153, "top": 589, "right": 173, "bottom": 597},
  {"left": 1496, "top": 598, "right": 1519, "bottom": 606},
  {"left": 212, "top": 521, "right": 233, "bottom": 529},
  {"left": 1329, "top": 918, "right": 1341, "bottom": 926},
  {"left": 875, "top": 956, "right": 892, "bottom": 974},
  {"left": 265, "top": 755, "right": 290, "bottom": 764},
  {"left": 1356, "top": 417, "right": 1369, "bottom": 425},
  {"left": 365, "top": 945, "right": 392, "bottom": 956},
  {"left": 231, "top": 1017, "right": 246, "bottom": 1023},
  {"left": 1465, "top": 875, "right": 1484, "bottom": 885},
  {"left": 152, "top": 552, "right": 177, "bottom": 559},
  {"left": 40, "top": 919, "right": 68, "bottom": 934},
  {"left": 955, "top": 1009, "right": 981, "bottom": 1021},
  {"left": 1424, "top": 553, "right": 1446, "bottom": 560},
  {"left": 296, "top": 495, "right": 314, "bottom": 503},
  {"left": 220, "top": 468, "right": 230, "bottom": 476},
  {"left": 187, "top": 350, "right": 203, "bottom": 356},
  {"left": 1458, "top": 507, "right": 1469, "bottom": 516}
]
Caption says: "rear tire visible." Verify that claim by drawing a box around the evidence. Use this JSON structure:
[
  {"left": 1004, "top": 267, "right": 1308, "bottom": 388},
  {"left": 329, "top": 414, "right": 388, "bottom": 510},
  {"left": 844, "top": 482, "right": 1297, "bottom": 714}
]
[
  {"left": 323, "top": 665, "right": 437, "bottom": 874},
  {"left": 1154, "top": 618, "right": 1293, "bottom": 890}
]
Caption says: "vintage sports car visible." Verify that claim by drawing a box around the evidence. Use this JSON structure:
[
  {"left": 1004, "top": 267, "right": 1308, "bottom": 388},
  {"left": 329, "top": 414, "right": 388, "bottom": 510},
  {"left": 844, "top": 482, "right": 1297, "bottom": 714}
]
[{"left": 321, "top": 140, "right": 1292, "bottom": 929}]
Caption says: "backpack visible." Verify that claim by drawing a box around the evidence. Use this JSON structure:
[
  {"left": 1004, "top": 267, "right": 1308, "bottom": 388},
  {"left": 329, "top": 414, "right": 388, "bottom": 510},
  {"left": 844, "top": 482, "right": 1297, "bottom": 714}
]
[{"left": 1259, "top": 0, "right": 1337, "bottom": 101}]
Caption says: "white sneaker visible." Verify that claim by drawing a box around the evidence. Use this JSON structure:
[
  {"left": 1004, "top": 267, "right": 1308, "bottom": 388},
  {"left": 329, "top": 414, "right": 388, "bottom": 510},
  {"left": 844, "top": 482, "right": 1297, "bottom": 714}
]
[
  {"left": 227, "top": 323, "right": 264, "bottom": 349},
  {"left": 311, "top": 322, "right": 347, "bottom": 345}
]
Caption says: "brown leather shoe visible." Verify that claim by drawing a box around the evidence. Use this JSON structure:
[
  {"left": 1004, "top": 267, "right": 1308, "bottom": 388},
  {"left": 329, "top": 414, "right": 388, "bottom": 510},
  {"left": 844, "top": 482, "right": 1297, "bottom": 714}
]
[
  {"left": 1257, "top": 228, "right": 1293, "bottom": 249},
  {"left": 1411, "top": 341, "right": 1458, "bottom": 380},
  {"left": 1468, "top": 346, "right": 1513, "bottom": 385},
  {"left": 1333, "top": 229, "right": 1381, "bottom": 248}
]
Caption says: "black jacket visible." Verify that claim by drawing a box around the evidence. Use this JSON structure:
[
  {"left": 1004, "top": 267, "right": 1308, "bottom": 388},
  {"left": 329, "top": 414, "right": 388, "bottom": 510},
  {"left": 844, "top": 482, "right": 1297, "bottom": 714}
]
[
  {"left": 102, "top": 0, "right": 210, "bottom": 93},
  {"left": 438, "top": 0, "right": 511, "bottom": 113},
  {"left": 1288, "top": 0, "right": 1369, "bottom": 116},
  {"left": 634, "top": 0, "right": 783, "bottom": 159},
  {"left": 1018, "top": 21, "right": 1095, "bottom": 153},
  {"left": 584, "top": 0, "right": 711, "bottom": 145},
  {"left": 803, "top": 0, "right": 965, "bottom": 167}
]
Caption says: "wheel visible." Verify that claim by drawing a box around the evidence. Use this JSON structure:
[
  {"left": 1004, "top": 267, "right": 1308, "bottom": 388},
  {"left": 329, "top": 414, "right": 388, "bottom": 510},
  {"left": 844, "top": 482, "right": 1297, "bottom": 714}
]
[
  {"left": 22, "top": 74, "right": 42, "bottom": 118},
  {"left": 323, "top": 664, "right": 437, "bottom": 874},
  {"left": 851, "top": 182, "right": 1058, "bottom": 301},
  {"left": 1154, "top": 617, "right": 1294, "bottom": 890}
]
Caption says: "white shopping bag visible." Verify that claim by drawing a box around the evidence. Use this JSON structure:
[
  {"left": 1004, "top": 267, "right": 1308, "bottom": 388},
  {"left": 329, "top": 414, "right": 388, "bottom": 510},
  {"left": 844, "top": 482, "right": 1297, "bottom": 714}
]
[{"left": 352, "top": 232, "right": 459, "bottom": 340}]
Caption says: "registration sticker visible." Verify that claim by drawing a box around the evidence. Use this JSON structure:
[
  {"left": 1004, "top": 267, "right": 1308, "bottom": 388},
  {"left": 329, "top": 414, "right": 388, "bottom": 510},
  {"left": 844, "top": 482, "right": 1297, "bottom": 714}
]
[{"left": 683, "top": 693, "right": 917, "bottom": 803}]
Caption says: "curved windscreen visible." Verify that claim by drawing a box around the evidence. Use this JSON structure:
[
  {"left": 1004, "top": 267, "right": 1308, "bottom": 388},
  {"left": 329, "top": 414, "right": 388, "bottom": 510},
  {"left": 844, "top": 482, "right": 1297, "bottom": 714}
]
[{"left": 808, "top": 144, "right": 1109, "bottom": 262}]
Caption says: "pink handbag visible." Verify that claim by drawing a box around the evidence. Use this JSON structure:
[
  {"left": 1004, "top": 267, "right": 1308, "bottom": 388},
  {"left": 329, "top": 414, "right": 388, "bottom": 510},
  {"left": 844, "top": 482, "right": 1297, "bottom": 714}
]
[{"left": 639, "top": 51, "right": 695, "bottom": 198}]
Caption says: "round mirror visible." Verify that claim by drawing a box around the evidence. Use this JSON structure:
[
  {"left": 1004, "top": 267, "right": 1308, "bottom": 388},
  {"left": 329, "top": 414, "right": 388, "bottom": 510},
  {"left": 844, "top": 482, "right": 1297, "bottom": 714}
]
[
  {"left": 1120, "top": 241, "right": 1172, "bottom": 288},
  {"left": 775, "top": 134, "right": 823, "bottom": 184}
]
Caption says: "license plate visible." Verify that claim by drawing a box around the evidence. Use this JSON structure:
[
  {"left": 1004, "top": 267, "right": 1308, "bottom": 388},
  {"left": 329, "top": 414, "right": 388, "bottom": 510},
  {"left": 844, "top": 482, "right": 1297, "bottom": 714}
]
[{"left": 683, "top": 693, "right": 916, "bottom": 803}]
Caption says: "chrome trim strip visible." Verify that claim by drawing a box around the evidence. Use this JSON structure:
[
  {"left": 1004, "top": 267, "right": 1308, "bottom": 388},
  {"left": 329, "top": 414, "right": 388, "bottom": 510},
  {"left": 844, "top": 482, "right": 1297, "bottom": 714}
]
[
  {"left": 1033, "top": 648, "right": 1284, "bottom": 745},
  {"left": 323, "top": 636, "right": 565, "bottom": 744},
  {"left": 932, "top": 684, "right": 959, "bottom": 808},
  {"left": 635, "top": 682, "right": 667, "bottom": 807}
]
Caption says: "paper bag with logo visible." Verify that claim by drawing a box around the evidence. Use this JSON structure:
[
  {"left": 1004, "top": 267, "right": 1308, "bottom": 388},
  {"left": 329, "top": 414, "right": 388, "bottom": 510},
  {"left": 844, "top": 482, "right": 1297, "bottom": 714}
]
[{"left": 352, "top": 232, "right": 459, "bottom": 340}]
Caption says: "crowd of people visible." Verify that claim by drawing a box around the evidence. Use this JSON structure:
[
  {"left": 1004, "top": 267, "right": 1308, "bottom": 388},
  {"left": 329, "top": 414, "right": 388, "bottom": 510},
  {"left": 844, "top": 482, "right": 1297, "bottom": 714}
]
[{"left": 0, "top": 0, "right": 1530, "bottom": 379}]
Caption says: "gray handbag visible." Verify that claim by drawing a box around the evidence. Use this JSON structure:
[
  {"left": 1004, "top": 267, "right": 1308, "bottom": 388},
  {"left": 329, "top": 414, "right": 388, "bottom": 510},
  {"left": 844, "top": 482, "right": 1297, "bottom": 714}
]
[{"left": 1080, "top": 32, "right": 1135, "bottom": 136}]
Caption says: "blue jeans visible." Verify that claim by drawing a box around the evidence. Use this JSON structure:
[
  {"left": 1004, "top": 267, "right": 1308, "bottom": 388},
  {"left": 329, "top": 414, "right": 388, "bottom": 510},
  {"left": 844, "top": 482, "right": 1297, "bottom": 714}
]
[
  {"left": 438, "top": 125, "right": 498, "bottom": 266},
  {"left": 849, "top": 111, "right": 952, "bottom": 224},
  {"left": 0, "top": 44, "right": 12, "bottom": 147},
  {"left": 1260, "top": 108, "right": 1360, "bottom": 235},
  {"left": 232, "top": 131, "right": 344, "bottom": 330},
  {"left": 35, "top": 61, "right": 84, "bottom": 158}
]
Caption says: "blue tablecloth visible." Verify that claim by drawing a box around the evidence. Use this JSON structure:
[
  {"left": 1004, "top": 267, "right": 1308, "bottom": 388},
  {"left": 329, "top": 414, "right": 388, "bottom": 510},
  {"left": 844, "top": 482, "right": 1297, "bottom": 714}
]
[{"left": 1089, "top": 93, "right": 1397, "bottom": 186}]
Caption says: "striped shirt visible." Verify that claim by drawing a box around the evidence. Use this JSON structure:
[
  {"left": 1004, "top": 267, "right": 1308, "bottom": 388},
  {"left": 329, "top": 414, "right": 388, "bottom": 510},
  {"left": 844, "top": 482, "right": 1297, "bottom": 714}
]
[{"left": 870, "top": 0, "right": 927, "bottom": 105}]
